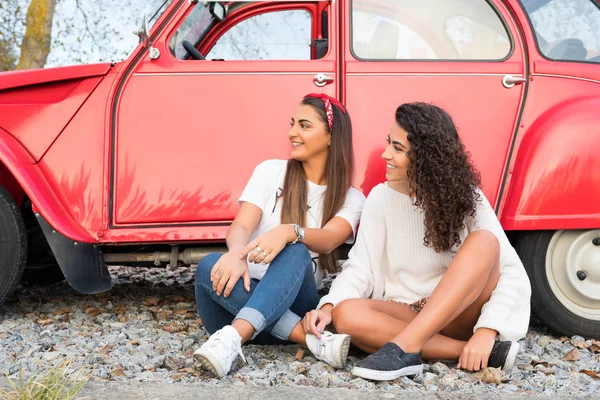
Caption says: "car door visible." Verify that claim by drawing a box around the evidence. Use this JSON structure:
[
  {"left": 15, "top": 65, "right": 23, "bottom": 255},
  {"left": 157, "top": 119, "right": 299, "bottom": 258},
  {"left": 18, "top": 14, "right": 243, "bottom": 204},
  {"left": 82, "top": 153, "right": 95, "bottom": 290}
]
[
  {"left": 343, "top": 0, "right": 527, "bottom": 206},
  {"left": 113, "top": 1, "right": 337, "bottom": 226}
]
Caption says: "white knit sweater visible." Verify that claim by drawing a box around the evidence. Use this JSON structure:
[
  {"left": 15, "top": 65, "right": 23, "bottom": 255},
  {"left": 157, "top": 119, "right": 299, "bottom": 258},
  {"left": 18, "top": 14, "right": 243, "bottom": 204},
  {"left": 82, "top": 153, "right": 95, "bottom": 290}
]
[{"left": 318, "top": 183, "right": 531, "bottom": 341}]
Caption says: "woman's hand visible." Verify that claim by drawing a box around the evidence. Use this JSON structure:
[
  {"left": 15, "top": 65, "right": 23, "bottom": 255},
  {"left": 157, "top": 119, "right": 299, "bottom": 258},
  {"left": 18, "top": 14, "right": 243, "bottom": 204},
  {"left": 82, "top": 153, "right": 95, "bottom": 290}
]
[
  {"left": 302, "top": 305, "right": 333, "bottom": 339},
  {"left": 240, "top": 224, "right": 296, "bottom": 265},
  {"left": 457, "top": 328, "right": 498, "bottom": 371},
  {"left": 211, "top": 252, "right": 251, "bottom": 297}
]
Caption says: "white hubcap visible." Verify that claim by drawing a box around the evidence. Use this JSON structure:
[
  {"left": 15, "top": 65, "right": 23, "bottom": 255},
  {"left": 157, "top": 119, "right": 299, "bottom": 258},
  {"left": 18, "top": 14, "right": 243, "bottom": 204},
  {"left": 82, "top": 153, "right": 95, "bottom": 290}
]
[{"left": 546, "top": 229, "right": 600, "bottom": 321}]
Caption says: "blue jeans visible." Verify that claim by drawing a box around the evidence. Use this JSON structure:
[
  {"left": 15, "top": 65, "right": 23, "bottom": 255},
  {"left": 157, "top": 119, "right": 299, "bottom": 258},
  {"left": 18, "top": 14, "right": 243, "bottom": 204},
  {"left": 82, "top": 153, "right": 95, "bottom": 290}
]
[{"left": 195, "top": 243, "right": 319, "bottom": 343}]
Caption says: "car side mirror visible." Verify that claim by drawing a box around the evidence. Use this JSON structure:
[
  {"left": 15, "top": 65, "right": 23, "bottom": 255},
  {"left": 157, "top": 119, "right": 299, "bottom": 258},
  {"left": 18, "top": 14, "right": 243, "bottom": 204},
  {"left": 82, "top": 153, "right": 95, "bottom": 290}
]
[
  {"left": 134, "top": 14, "right": 150, "bottom": 47},
  {"left": 209, "top": 2, "right": 227, "bottom": 22}
]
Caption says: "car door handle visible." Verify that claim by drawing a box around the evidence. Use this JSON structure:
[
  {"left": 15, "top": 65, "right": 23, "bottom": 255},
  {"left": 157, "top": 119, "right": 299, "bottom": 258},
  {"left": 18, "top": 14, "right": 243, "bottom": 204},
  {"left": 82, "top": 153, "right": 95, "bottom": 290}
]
[
  {"left": 502, "top": 75, "right": 527, "bottom": 88},
  {"left": 313, "top": 73, "right": 334, "bottom": 87}
]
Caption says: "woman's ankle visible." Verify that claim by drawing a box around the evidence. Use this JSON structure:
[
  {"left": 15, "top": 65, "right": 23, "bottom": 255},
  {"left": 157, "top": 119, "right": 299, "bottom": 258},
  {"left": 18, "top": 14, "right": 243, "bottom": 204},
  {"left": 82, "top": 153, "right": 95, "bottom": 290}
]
[{"left": 232, "top": 319, "right": 255, "bottom": 343}]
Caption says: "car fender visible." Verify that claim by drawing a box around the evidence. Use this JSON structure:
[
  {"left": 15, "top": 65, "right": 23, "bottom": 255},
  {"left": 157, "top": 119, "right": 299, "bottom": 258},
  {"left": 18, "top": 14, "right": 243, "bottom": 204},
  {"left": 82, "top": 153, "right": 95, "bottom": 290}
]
[
  {"left": 501, "top": 97, "right": 600, "bottom": 230},
  {"left": 0, "top": 128, "right": 95, "bottom": 243}
]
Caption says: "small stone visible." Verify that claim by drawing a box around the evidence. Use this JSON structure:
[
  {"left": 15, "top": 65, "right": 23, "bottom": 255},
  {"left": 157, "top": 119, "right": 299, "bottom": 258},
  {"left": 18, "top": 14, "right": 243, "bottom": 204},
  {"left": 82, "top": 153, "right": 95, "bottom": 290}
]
[
  {"left": 290, "top": 361, "right": 310, "bottom": 375},
  {"left": 477, "top": 367, "right": 502, "bottom": 385},
  {"left": 292, "top": 374, "right": 312, "bottom": 386},
  {"left": 164, "top": 356, "right": 184, "bottom": 371},
  {"left": 537, "top": 335, "right": 552, "bottom": 347},
  {"left": 554, "top": 368, "right": 570, "bottom": 378},
  {"left": 531, "top": 343, "right": 544, "bottom": 356},
  {"left": 349, "top": 377, "right": 376, "bottom": 390},
  {"left": 143, "top": 355, "right": 165, "bottom": 370},
  {"left": 42, "top": 352, "right": 60, "bottom": 362},
  {"left": 422, "top": 372, "right": 439, "bottom": 385},
  {"left": 431, "top": 362, "right": 450, "bottom": 376},
  {"left": 438, "top": 370, "right": 458, "bottom": 387}
]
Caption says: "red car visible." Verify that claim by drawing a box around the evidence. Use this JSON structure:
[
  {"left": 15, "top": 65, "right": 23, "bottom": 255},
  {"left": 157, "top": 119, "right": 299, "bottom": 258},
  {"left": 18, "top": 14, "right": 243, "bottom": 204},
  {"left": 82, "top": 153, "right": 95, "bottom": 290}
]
[{"left": 0, "top": 0, "right": 598, "bottom": 337}]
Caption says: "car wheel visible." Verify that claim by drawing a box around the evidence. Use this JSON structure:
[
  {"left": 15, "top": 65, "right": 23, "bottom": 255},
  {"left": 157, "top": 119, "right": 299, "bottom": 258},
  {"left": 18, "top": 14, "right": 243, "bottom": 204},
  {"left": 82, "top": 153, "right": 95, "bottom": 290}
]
[
  {"left": 0, "top": 185, "right": 27, "bottom": 306},
  {"left": 515, "top": 230, "right": 600, "bottom": 338},
  {"left": 20, "top": 198, "right": 63, "bottom": 285}
]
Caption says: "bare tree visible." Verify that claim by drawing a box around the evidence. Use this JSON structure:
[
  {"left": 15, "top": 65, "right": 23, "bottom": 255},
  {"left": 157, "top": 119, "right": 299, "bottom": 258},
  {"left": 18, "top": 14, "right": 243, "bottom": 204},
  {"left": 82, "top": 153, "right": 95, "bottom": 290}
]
[{"left": 16, "top": 0, "right": 56, "bottom": 70}]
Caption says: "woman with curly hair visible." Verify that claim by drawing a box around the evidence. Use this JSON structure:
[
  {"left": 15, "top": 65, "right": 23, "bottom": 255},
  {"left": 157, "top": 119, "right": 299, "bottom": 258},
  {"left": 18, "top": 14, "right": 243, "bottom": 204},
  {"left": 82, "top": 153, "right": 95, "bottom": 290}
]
[{"left": 302, "top": 102, "right": 531, "bottom": 381}]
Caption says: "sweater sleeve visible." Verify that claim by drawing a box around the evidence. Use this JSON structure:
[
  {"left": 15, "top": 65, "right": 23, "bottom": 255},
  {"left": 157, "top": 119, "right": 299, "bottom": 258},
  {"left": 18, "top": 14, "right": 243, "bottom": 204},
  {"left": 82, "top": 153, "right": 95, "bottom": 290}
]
[
  {"left": 469, "top": 190, "right": 532, "bottom": 341},
  {"left": 317, "top": 186, "right": 385, "bottom": 309}
]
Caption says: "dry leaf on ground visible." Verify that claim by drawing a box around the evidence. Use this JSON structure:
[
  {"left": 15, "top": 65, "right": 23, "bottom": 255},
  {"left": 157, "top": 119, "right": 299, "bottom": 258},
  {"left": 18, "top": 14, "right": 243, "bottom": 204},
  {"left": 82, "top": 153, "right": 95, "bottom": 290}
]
[
  {"left": 144, "top": 297, "right": 160, "bottom": 306},
  {"left": 563, "top": 348, "right": 581, "bottom": 361},
  {"left": 295, "top": 349, "right": 305, "bottom": 361},
  {"left": 84, "top": 307, "right": 103, "bottom": 317},
  {"left": 580, "top": 370, "right": 600, "bottom": 380}
]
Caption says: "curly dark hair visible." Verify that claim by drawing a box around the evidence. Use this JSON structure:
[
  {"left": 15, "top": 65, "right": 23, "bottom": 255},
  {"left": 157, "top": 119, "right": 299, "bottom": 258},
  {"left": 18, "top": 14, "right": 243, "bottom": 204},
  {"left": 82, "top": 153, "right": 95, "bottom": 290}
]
[{"left": 396, "top": 103, "right": 481, "bottom": 253}]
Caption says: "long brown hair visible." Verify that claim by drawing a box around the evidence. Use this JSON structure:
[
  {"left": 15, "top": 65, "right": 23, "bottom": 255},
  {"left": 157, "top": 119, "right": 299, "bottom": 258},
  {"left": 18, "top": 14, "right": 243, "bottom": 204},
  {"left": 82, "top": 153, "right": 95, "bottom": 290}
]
[
  {"left": 280, "top": 96, "right": 354, "bottom": 273},
  {"left": 396, "top": 103, "right": 481, "bottom": 253}
]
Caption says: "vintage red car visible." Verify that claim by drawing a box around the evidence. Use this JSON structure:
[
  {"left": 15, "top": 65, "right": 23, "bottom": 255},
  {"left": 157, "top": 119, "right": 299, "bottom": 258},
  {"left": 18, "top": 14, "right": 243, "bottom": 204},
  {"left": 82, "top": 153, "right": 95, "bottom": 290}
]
[{"left": 0, "top": 0, "right": 598, "bottom": 337}]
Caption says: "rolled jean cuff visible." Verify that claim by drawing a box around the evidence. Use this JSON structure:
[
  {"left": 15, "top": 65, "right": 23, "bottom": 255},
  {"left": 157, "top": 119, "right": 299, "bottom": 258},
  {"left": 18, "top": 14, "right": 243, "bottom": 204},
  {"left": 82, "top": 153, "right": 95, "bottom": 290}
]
[
  {"left": 270, "top": 310, "right": 301, "bottom": 341},
  {"left": 234, "top": 307, "right": 266, "bottom": 339}
]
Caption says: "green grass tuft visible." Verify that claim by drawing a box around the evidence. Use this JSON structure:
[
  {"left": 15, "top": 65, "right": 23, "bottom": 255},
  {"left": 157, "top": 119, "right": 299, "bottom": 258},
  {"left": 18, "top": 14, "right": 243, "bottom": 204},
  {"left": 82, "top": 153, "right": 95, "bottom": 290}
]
[{"left": 0, "top": 360, "right": 89, "bottom": 400}]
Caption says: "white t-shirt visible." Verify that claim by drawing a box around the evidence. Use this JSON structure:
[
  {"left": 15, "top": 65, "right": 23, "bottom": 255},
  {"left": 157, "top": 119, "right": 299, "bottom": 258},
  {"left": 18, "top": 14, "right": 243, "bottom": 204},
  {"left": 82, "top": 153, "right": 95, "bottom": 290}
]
[{"left": 238, "top": 159, "right": 366, "bottom": 285}]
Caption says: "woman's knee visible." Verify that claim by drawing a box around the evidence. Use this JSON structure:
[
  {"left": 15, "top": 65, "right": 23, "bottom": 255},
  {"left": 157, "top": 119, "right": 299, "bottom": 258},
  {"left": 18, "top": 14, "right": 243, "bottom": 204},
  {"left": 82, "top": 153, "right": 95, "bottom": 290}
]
[
  {"left": 332, "top": 299, "right": 363, "bottom": 334},
  {"left": 195, "top": 253, "right": 222, "bottom": 284},
  {"left": 468, "top": 230, "right": 500, "bottom": 259}
]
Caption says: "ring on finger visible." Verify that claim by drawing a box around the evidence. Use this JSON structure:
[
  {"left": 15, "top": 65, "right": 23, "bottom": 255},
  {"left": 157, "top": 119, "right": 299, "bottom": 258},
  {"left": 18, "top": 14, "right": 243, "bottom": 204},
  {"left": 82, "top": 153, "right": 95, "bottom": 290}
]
[
  {"left": 261, "top": 251, "right": 269, "bottom": 258},
  {"left": 255, "top": 246, "right": 263, "bottom": 254},
  {"left": 216, "top": 268, "right": 223, "bottom": 277}
]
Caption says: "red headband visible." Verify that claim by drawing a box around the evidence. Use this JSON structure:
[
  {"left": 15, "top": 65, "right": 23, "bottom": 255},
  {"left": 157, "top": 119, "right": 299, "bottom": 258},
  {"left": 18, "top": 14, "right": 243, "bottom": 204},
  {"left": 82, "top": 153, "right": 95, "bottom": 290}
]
[{"left": 304, "top": 93, "right": 346, "bottom": 130}]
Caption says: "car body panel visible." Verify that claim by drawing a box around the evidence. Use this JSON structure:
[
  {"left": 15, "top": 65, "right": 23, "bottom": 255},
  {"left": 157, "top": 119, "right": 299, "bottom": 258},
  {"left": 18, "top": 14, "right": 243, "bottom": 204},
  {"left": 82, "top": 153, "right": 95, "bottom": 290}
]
[{"left": 0, "top": 0, "right": 597, "bottom": 246}]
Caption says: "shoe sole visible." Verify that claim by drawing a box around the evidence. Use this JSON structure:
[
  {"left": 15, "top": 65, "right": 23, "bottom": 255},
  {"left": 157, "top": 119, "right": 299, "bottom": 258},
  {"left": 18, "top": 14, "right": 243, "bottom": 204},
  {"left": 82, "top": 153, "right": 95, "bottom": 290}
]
[
  {"left": 351, "top": 364, "right": 423, "bottom": 381},
  {"left": 332, "top": 334, "right": 351, "bottom": 369},
  {"left": 503, "top": 341, "right": 520, "bottom": 372},
  {"left": 193, "top": 350, "right": 225, "bottom": 378}
]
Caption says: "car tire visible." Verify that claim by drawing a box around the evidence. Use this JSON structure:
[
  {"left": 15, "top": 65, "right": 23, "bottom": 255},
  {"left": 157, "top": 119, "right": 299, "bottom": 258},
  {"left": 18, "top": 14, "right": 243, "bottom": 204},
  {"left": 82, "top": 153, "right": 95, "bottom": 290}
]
[
  {"left": 515, "top": 230, "right": 600, "bottom": 338},
  {"left": 20, "top": 198, "right": 64, "bottom": 285},
  {"left": 0, "top": 185, "right": 27, "bottom": 306}
]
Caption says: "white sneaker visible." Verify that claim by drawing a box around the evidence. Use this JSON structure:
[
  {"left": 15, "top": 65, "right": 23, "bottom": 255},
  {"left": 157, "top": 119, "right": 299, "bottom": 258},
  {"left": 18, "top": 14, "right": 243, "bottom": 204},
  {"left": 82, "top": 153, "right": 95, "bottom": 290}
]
[
  {"left": 193, "top": 325, "right": 246, "bottom": 377},
  {"left": 305, "top": 331, "right": 351, "bottom": 369}
]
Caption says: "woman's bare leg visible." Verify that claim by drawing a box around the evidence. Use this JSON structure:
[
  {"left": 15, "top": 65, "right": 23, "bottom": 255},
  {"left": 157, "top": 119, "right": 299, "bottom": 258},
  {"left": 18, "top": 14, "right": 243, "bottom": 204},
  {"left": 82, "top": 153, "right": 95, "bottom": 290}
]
[
  {"left": 333, "top": 299, "right": 465, "bottom": 360},
  {"left": 332, "top": 230, "right": 501, "bottom": 360},
  {"left": 390, "top": 230, "right": 500, "bottom": 353}
]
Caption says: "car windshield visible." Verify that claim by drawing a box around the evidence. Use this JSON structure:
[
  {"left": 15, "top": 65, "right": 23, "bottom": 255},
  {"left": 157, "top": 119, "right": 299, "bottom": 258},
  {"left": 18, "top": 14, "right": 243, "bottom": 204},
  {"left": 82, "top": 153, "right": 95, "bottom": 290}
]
[{"left": 149, "top": 0, "right": 176, "bottom": 30}]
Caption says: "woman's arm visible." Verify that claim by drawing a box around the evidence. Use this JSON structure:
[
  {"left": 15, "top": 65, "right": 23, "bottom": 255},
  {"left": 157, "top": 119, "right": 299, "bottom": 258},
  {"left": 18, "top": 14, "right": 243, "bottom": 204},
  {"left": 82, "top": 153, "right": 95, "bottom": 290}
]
[
  {"left": 316, "top": 187, "right": 386, "bottom": 309},
  {"left": 211, "top": 202, "right": 263, "bottom": 297},
  {"left": 226, "top": 202, "right": 263, "bottom": 253}
]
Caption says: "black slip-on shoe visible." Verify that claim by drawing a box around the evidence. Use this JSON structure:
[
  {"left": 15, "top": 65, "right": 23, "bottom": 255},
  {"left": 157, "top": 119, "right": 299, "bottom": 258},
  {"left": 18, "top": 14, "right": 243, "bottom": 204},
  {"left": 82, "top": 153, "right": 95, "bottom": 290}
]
[
  {"left": 488, "top": 340, "right": 520, "bottom": 372},
  {"left": 351, "top": 342, "right": 424, "bottom": 381}
]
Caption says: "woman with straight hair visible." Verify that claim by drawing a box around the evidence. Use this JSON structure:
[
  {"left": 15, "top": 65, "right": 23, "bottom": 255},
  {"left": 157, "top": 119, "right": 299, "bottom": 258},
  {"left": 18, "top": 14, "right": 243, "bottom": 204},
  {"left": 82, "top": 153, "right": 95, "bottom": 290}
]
[
  {"left": 193, "top": 93, "right": 365, "bottom": 377},
  {"left": 303, "top": 102, "right": 531, "bottom": 381}
]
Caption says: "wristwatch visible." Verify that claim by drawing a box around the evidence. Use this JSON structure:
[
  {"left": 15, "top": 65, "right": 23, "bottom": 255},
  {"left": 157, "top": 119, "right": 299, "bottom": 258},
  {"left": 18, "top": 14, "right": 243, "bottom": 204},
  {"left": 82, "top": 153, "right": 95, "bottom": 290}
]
[{"left": 289, "top": 224, "right": 305, "bottom": 244}]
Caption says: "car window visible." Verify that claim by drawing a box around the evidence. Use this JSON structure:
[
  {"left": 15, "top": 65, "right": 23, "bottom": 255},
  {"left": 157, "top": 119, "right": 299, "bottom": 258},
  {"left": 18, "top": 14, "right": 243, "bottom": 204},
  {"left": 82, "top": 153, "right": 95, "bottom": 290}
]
[
  {"left": 351, "top": 0, "right": 511, "bottom": 60},
  {"left": 169, "top": 3, "right": 219, "bottom": 59},
  {"left": 520, "top": 0, "right": 600, "bottom": 63},
  {"left": 206, "top": 10, "right": 312, "bottom": 60}
]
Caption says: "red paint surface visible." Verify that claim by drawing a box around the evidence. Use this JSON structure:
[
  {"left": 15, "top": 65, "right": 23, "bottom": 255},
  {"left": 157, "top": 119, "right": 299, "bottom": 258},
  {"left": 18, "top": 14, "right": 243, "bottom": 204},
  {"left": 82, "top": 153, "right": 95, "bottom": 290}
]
[{"left": 0, "top": 0, "right": 598, "bottom": 245}]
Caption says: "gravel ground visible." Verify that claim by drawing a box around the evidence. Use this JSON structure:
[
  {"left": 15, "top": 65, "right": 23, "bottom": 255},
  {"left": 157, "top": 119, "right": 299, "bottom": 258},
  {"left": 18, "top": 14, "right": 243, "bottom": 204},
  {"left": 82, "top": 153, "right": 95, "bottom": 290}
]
[{"left": 0, "top": 265, "right": 599, "bottom": 398}]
